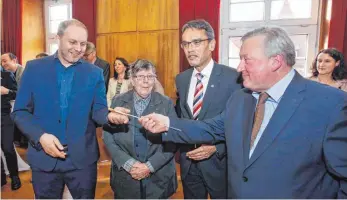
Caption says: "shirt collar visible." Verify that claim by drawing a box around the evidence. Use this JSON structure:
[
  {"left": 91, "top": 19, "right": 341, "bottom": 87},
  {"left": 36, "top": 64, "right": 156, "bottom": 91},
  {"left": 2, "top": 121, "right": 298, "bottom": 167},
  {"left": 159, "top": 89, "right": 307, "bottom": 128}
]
[
  {"left": 192, "top": 58, "right": 214, "bottom": 79},
  {"left": 252, "top": 68, "right": 295, "bottom": 103},
  {"left": 133, "top": 92, "right": 151, "bottom": 103}
]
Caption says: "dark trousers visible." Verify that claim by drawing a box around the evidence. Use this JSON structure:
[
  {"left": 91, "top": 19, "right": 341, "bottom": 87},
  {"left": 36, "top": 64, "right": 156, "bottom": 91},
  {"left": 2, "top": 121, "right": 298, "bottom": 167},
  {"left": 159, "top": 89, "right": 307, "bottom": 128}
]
[
  {"left": 14, "top": 125, "right": 28, "bottom": 147},
  {"left": 32, "top": 157, "right": 97, "bottom": 199},
  {"left": 1, "top": 114, "right": 19, "bottom": 178},
  {"left": 182, "top": 162, "right": 227, "bottom": 199}
]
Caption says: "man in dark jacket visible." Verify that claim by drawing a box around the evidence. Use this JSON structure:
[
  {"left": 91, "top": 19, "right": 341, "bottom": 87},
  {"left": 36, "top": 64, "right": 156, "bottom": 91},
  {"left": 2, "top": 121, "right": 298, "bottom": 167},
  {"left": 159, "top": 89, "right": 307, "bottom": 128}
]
[
  {"left": 1, "top": 66, "right": 21, "bottom": 190},
  {"left": 83, "top": 42, "right": 110, "bottom": 93}
]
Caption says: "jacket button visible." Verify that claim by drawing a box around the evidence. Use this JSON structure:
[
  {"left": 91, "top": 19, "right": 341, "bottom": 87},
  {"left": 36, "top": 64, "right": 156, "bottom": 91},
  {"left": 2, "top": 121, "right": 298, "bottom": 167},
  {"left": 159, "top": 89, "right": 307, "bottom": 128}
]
[
  {"left": 243, "top": 176, "right": 248, "bottom": 182},
  {"left": 58, "top": 120, "right": 61, "bottom": 123}
]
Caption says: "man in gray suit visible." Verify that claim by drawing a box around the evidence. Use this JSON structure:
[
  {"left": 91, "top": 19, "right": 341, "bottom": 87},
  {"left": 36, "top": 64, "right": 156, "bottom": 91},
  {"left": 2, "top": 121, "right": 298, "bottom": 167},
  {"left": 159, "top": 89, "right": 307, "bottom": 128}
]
[
  {"left": 83, "top": 42, "right": 110, "bottom": 93},
  {"left": 1, "top": 53, "right": 24, "bottom": 87},
  {"left": 174, "top": 19, "right": 241, "bottom": 199}
]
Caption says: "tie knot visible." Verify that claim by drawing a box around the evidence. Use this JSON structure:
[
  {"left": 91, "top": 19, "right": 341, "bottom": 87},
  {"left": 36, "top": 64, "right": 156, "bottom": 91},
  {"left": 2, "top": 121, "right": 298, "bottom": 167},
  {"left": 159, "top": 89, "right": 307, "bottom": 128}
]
[
  {"left": 258, "top": 92, "right": 269, "bottom": 104},
  {"left": 196, "top": 73, "right": 203, "bottom": 80}
]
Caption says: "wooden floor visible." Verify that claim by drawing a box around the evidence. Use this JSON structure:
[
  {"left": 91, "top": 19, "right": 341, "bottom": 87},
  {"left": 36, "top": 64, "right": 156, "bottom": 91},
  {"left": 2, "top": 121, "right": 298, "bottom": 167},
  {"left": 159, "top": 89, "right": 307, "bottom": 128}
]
[{"left": 1, "top": 147, "right": 184, "bottom": 199}]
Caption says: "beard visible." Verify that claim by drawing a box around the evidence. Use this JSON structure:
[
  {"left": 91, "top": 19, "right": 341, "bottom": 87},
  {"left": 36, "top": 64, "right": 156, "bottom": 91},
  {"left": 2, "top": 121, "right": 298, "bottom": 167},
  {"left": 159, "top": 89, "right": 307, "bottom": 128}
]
[{"left": 61, "top": 50, "right": 83, "bottom": 64}]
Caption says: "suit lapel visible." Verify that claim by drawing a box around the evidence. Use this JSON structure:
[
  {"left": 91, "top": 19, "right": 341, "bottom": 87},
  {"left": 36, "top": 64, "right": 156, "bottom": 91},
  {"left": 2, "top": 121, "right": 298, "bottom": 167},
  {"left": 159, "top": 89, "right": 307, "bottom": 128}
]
[
  {"left": 198, "top": 63, "right": 221, "bottom": 120},
  {"left": 181, "top": 69, "right": 194, "bottom": 119},
  {"left": 242, "top": 91, "right": 256, "bottom": 166},
  {"left": 47, "top": 57, "right": 60, "bottom": 107},
  {"left": 246, "top": 72, "right": 306, "bottom": 168}
]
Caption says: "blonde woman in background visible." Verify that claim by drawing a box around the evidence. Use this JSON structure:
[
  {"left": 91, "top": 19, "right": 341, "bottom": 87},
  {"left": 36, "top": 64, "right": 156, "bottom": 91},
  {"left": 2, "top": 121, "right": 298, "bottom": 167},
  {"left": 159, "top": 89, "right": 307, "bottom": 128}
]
[
  {"left": 310, "top": 48, "right": 347, "bottom": 92},
  {"left": 107, "top": 57, "right": 165, "bottom": 106}
]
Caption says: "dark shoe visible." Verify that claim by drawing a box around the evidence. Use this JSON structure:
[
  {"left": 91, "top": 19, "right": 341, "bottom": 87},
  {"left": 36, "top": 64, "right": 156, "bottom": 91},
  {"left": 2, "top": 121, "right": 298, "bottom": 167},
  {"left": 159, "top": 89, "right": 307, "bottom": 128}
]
[{"left": 11, "top": 176, "right": 21, "bottom": 190}]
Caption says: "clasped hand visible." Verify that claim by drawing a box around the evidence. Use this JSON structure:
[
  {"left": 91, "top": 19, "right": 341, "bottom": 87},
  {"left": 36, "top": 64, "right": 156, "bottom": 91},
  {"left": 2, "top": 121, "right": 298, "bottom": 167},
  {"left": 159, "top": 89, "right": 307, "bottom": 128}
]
[{"left": 129, "top": 162, "right": 151, "bottom": 180}]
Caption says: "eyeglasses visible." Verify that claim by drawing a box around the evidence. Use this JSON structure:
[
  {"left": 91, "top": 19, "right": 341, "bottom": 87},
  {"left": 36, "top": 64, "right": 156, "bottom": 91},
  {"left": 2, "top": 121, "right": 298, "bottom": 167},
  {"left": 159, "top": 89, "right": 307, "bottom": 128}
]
[
  {"left": 180, "top": 39, "right": 210, "bottom": 49},
  {"left": 133, "top": 75, "right": 157, "bottom": 81}
]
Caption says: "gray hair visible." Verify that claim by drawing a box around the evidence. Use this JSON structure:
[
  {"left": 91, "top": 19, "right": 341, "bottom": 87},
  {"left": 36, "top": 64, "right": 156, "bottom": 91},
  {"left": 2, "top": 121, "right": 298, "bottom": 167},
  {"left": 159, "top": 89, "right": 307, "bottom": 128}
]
[
  {"left": 241, "top": 26, "right": 296, "bottom": 66},
  {"left": 85, "top": 42, "right": 96, "bottom": 53},
  {"left": 57, "top": 19, "right": 88, "bottom": 37},
  {"left": 130, "top": 59, "right": 156, "bottom": 77},
  {"left": 182, "top": 19, "right": 215, "bottom": 40}
]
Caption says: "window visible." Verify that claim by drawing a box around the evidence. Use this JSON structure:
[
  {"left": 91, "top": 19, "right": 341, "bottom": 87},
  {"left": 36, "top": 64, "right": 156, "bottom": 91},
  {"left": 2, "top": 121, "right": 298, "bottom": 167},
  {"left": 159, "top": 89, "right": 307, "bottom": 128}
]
[
  {"left": 220, "top": 0, "right": 321, "bottom": 77},
  {"left": 44, "top": 0, "right": 72, "bottom": 55}
]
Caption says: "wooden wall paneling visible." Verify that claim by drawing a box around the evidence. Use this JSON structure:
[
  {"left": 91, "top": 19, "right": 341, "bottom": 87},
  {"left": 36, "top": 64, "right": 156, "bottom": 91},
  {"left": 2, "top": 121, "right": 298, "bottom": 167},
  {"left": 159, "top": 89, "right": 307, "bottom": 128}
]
[
  {"left": 137, "top": 0, "right": 179, "bottom": 31},
  {"left": 138, "top": 30, "right": 179, "bottom": 99},
  {"left": 97, "top": 0, "right": 138, "bottom": 34},
  {"left": 96, "top": 0, "right": 180, "bottom": 100},
  {"left": 318, "top": 0, "right": 330, "bottom": 50},
  {"left": 21, "top": 0, "right": 45, "bottom": 66},
  {"left": 97, "top": 32, "right": 138, "bottom": 79}
]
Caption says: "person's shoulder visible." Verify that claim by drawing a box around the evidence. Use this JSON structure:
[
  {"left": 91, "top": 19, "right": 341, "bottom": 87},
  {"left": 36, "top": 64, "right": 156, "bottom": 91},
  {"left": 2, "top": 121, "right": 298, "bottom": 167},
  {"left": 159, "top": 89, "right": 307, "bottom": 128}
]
[
  {"left": 306, "top": 78, "right": 346, "bottom": 103},
  {"left": 25, "top": 55, "right": 54, "bottom": 70},
  {"left": 215, "top": 63, "right": 239, "bottom": 76},
  {"left": 97, "top": 57, "right": 110, "bottom": 66},
  {"left": 337, "top": 79, "right": 347, "bottom": 84},
  {"left": 108, "top": 78, "right": 117, "bottom": 83},
  {"left": 113, "top": 90, "right": 132, "bottom": 102},
  {"left": 152, "top": 92, "right": 172, "bottom": 103},
  {"left": 155, "top": 91, "right": 170, "bottom": 99},
  {"left": 337, "top": 79, "right": 347, "bottom": 92},
  {"left": 176, "top": 67, "right": 194, "bottom": 79},
  {"left": 81, "top": 60, "right": 103, "bottom": 73}
]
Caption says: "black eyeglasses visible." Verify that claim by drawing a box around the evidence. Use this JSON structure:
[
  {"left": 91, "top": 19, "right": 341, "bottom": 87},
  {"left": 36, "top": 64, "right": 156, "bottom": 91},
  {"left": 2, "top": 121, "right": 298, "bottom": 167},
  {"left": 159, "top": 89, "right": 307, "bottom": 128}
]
[{"left": 180, "top": 39, "right": 210, "bottom": 49}]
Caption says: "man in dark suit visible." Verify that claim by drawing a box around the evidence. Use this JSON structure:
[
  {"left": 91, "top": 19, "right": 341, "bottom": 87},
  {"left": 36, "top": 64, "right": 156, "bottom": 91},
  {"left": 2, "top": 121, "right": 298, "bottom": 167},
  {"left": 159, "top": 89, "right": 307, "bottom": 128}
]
[
  {"left": 172, "top": 19, "right": 241, "bottom": 199},
  {"left": 134, "top": 26, "right": 347, "bottom": 198},
  {"left": 83, "top": 41, "right": 110, "bottom": 93},
  {"left": 1, "top": 67, "right": 21, "bottom": 190},
  {"left": 1, "top": 53, "right": 27, "bottom": 148},
  {"left": 12, "top": 19, "right": 120, "bottom": 199}
]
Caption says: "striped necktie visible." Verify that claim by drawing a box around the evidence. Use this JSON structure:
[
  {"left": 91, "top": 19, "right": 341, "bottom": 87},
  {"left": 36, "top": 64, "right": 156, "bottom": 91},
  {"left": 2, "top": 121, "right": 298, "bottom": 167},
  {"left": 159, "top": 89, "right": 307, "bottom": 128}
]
[{"left": 193, "top": 73, "right": 204, "bottom": 120}]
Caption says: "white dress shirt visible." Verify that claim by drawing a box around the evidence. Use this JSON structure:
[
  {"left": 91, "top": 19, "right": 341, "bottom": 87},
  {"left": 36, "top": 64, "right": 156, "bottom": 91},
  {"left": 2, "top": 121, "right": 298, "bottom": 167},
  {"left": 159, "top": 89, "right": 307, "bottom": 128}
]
[{"left": 187, "top": 59, "right": 214, "bottom": 115}]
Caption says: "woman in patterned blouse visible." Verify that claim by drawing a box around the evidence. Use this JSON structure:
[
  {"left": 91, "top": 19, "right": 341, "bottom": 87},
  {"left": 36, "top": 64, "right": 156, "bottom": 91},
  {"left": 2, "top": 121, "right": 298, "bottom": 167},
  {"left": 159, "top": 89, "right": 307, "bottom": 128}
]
[
  {"left": 107, "top": 57, "right": 132, "bottom": 106},
  {"left": 309, "top": 48, "right": 347, "bottom": 92}
]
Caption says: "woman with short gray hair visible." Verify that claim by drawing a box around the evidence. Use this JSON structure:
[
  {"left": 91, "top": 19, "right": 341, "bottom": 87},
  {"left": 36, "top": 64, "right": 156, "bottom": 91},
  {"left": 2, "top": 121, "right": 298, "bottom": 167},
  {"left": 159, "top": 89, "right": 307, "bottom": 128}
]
[{"left": 103, "top": 59, "right": 177, "bottom": 199}]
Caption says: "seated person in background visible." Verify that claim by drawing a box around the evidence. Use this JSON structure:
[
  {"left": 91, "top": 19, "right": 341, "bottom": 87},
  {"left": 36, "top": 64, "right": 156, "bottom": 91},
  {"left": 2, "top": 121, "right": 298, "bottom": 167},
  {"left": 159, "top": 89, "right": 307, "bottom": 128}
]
[
  {"left": 83, "top": 42, "right": 110, "bottom": 93},
  {"left": 35, "top": 53, "right": 49, "bottom": 59},
  {"left": 103, "top": 59, "right": 177, "bottom": 199},
  {"left": 106, "top": 57, "right": 132, "bottom": 106},
  {"left": 310, "top": 48, "right": 347, "bottom": 92}
]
